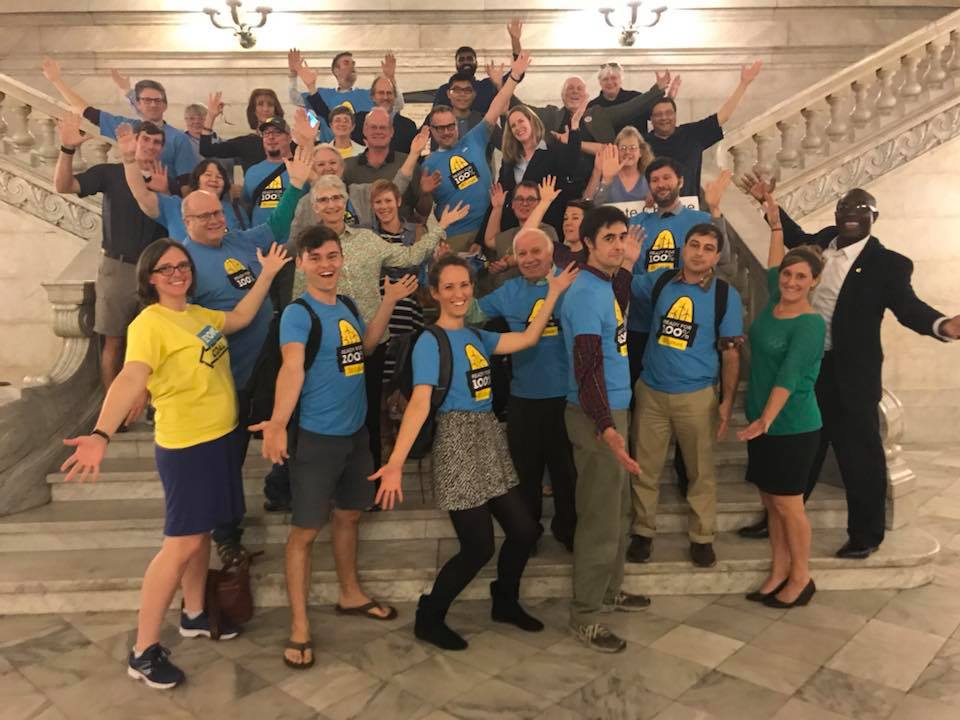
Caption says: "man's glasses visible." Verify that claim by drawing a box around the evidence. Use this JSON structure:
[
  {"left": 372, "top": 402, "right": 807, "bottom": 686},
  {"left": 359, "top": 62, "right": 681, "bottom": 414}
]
[
  {"left": 138, "top": 96, "right": 165, "bottom": 105},
  {"left": 512, "top": 197, "right": 539, "bottom": 205},
  {"left": 185, "top": 209, "right": 225, "bottom": 222},
  {"left": 430, "top": 123, "right": 457, "bottom": 133},
  {"left": 449, "top": 86, "right": 475, "bottom": 95},
  {"left": 151, "top": 261, "right": 192, "bottom": 277}
]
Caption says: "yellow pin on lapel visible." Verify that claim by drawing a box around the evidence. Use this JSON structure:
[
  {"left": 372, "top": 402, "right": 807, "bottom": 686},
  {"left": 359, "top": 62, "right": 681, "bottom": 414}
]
[{"left": 855, "top": 267, "right": 862, "bottom": 273}]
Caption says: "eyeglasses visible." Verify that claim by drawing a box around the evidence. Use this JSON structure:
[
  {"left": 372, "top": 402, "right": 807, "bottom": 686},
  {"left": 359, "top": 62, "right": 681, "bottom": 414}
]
[
  {"left": 137, "top": 96, "right": 165, "bottom": 105},
  {"left": 430, "top": 123, "right": 457, "bottom": 133},
  {"left": 449, "top": 86, "right": 475, "bottom": 95},
  {"left": 151, "top": 261, "right": 192, "bottom": 277},
  {"left": 185, "top": 209, "right": 224, "bottom": 222},
  {"left": 314, "top": 194, "right": 345, "bottom": 205},
  {"left": 512, "top": 197, "right": 539, "bottom": 205},
  {"left": 618, "top": 144, "right": 639, "bottom": 153}
]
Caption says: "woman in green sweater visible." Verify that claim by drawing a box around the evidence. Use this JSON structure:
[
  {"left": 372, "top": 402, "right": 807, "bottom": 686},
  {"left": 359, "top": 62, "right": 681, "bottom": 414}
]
[{"left": 738, "top": 191, "right": 826, "bottom": 609}]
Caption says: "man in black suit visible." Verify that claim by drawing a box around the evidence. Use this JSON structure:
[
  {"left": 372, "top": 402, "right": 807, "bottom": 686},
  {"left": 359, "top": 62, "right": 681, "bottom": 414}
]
[{"left": 738, "top": 182, "right": 960, "bottom": 557}]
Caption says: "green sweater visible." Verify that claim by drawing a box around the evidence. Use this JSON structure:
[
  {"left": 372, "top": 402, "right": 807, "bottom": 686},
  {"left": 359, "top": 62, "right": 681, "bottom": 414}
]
[{"left": 745, "top": 268, "right": 826, "bottom": 436}]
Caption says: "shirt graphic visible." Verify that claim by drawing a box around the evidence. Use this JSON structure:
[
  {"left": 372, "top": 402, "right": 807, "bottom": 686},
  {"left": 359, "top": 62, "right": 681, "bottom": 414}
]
[
  {"left": 464, "top": 343, "right": 492, "bottom": 400},
  {"left": 657, "top": 296, "right": 698, "bottom": 350},
  {"left": 449, "top": 154, "right": 479, "bottom": 190},
  {"left": 259, "top": 175, "right": 283, "bottom": 210},
  {"left": 646, "top": 229, "right": 678, "bottom": 272},
  {"left": 614, "top": 299, "right": 628, "bottom": 356},
  {"left": 224, "top": 258, "right": 255, "bottom": 290},
  {"left": 527, "top": 299, "right": 559, "bottom": 337},
  {"left": 197, "top": 325, "right": 229, "bottom": 368},
  {"left": 337, "top": 319, "right": 365, "bottom": 376}
]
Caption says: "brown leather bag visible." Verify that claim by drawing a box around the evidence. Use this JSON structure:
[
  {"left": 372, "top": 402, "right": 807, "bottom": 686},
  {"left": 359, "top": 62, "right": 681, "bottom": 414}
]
[{"left": 204, "top": 556, "right": 254, "bottom": 639}]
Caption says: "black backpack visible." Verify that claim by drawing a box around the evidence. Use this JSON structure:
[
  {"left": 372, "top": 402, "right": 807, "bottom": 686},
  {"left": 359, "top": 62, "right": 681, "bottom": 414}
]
[
  {"left": 246, "top": 295, "right": 360, "bottom": 439},
  {"left": 386, "top": 324, "right": 482, "bottom": 459}
]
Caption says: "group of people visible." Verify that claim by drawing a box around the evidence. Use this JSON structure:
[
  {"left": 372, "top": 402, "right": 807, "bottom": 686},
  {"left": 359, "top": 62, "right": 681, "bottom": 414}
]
[{"left": 48, "top": 18, "right": 959, "bottom": 691}]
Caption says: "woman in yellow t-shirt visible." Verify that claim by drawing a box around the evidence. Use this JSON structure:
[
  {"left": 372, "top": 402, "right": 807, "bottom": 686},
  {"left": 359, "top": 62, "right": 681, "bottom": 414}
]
[{"left": 61, "top": 237, "right": 290, "bottom": 690}]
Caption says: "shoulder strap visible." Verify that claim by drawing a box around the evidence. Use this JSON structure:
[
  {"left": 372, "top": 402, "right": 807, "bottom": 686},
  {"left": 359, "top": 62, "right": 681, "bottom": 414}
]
[
  {"left": 650, "top": 268, "right": 681, "bottom": 312},
  {"left": 250, "top": 163, "right": 287, "bottom": 208},
  {"left": 290, "top": 298, "right": 322, "bottom": 369},
  {"left": 714, "top": 278, "right": 730, "bottom": 341},
  {"left": 230, "top": 198, "right": 249, "bottom": 230},
  {"left": 424, "top": 325, "right": 454, "bottom": 413},
  {"left": 337, "top": 294, "right": 361, "bottom": 322}
]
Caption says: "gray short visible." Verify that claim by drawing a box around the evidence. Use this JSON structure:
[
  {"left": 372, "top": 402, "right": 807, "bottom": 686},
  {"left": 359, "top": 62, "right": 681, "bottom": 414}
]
[
  {"left": 94, "top": 254, "right": 140, "bottom": 337},
  {"left": 289, "top": 427, "right": 376, "bottom": 529}
]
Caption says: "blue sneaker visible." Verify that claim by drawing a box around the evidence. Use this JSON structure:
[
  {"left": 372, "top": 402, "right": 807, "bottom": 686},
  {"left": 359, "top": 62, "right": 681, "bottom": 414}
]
[
  {"left": 127, "top": 644, "right": 184, "bottom": 690},
  {"left": 179, "top": 610, "right": 240, "bottom": 640}
]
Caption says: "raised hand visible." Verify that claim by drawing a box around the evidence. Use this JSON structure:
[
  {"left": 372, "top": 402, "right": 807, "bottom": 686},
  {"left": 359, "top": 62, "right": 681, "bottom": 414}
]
[
  {"left": 60, "top": 434, "right": 109, "bottom": 483},
  {"left": 207, "top": 91, "right": 224, "bottom": 123},
  {"left": 381, "top": 52, "right": 397, "bottom": 80},
  {"left": 602, "top": 427, "right": 642, "bottom": 475},
  {"left": 146, "top": 162, "right": 169, "bottom": 193},
  {"left": 287, "top": 48, "right": 302, "bottom": 76},
  {"left": 741, "top": 60, "right": 763, "bottom": 85},
  {"left": 704, "top": 169, "right": 733, "bottom": 215},
  {"left": 735, "top": 172, "right": 775, "bottom": 203},
  {"left": 368, "top": 463, "right": 404, "bottom": 510},
  {"left": 550, "top": 126, "right": 570, "bottom": 145},
  {"left": 409, "top": 125, "right": 430, "bottom": 156},
  {"left": 384, "top": 274, "right": 418, "bottom": 303},
  {"left": 488, "top": 258, "right": 512, "bottom": 275},
  {"left": 256, "top": 243, "right": 292, "bottom": 278},
  {"left": 291, "top": 107, "right": 315, "bottom": 148},
  {"left": 507, "top": 17, "right": 524, "bottom": 41},
  {"left": 111, "top": 68, "right": 131, "bottom": 92},
  {"left": 510, "top": 52, "right": 532, "bottom": 79},
  {"left": 600, "top": 144, "right": 621, "bottom": 182},
  {"left": 285, "top": 143, "right": 315, "bottom": 189},
  {"left": 489, "top": 183, "right": 506, "bottom": 209},
  {"left": 486, "top": 60, "right": 506, "bottom": 89},
  {"left": 438, "top": 201, "right": 470, "bottom": 230},
  {"left": 296, "top": 58, "right": 318, "bottom": 91},
  {"left": 547, "top": 261, "right": 580, "bottom": 294},
  {"left": 668, "top": 74, "right": 683, "bottom": 99},
  {"left": 249, "top": 420, "right": 289, "bottom": 464},
  {"left": 762, "top": 190, "right": 781, "bottom": 228},
  {"left": 571, "top": 97, "right": 588, "bottom": 129},
  {"left": 538, "top": 175, "right": 561, "bottom": 206},
  {"left": 41, "top": 57, "right": 62, "bottom": 83},
  {"left": 58, "top": 113, "right": 92, "bottom": 150},
  {"left": 420, "top": 169, "right": 442, "bottom": 195},
  {"left": 433, "top": 241, "right": 451, "bottom": 261},
  {"left": 655, "top": 69, "right": 672, "bottom": 91},
  {"left": 115, "top": 122, "right": 138, "bottom": 160},
  {"left": 625, "top": 225, "right": 645, "bottom": 268}
]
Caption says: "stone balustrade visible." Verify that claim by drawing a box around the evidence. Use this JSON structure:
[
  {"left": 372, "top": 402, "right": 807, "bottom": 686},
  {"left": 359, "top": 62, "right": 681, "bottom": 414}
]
[{"left": 717, "top": 9, "right": 960, "bottom": 218}]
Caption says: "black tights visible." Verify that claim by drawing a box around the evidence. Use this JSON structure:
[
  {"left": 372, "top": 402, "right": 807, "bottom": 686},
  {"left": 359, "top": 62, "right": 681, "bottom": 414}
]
[{"left": 429, "top": 486, "right": 539, "bottom": 613}]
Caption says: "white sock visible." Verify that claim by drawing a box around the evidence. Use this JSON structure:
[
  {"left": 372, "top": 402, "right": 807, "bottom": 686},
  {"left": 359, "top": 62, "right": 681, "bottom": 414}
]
[
  {"left": 133, "top": 646, "right": 143, "bottom": 659},
  {"left": 184, "top": 609, "right": 203, "bottom": 620}
]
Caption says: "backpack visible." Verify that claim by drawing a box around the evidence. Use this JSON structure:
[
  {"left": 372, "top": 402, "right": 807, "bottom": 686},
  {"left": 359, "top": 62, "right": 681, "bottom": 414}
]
[
  {"left": 386, "top": 325, "right": 482, "bottom": 459},
  {"left": 246, "top": 295, "right": 360, "bottom": 440}
]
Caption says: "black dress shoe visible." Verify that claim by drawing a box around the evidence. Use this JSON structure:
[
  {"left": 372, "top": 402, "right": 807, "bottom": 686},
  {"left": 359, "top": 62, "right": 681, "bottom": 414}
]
[
  {"left": 763, "top": 579, "right": 816, "bottom": 608},
  {"left": 835, "top": 541, "right": 879, "bottom": 560},
  {"left": 626, "top": 535, "right": 652, "bottom": 563},
  {"left": 738, "top": 518, "right": 769, "bottom": 539},
  {"left": 745, "top": 578, "right": 788, "bottom": 602}
]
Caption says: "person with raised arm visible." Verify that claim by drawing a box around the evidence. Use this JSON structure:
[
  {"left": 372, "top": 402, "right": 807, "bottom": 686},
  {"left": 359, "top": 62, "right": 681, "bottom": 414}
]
[
  {"left": 61, "top": 238, "right": 290, "bottom": 690},
  {"left": 370, "top": 254, "right": 578, "bottom": 651},
  {"left": 585, "top": 131, "right": 654, "bottom": 206},
  {"left": 200, "top": 88, "right": 287, "bottom": 171}
]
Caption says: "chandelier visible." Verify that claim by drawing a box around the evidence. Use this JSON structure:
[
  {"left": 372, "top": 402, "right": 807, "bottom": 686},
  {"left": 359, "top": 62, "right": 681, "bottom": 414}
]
[
  {"left": 203, "top": 0, "right": 272, "bottom": 49},
  {"left": 599, "top": 2, "right": 668, "bottom": 47}
]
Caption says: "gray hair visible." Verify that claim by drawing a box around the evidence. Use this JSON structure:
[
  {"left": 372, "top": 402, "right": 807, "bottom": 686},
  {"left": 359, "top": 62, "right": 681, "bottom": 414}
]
[
  {"left": 310, "top": 173, "right": 348, "bottom": 201},
  {"left": 184, "top": 103, "right": 207, "bottom": 117},
  {"left": 512, "top": 227, "right": 553, "bottom": 257}
]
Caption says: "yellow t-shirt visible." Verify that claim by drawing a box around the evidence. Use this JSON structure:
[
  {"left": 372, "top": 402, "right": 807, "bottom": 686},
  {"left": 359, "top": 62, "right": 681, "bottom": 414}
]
[{"left": 125, "top": 304, "right": 238, "bottom": 449}]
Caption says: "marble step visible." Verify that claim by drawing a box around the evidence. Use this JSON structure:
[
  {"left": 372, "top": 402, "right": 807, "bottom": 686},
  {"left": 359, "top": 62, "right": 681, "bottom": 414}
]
[
  {"left": 0, "top": 527, "right": 938, "bottom": 614},
  {"left": 3, "top": 483, "right": 849, "bottom": 552}
]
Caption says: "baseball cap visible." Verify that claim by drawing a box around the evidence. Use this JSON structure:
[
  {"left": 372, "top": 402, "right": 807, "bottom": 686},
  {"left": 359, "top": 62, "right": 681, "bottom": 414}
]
[{"left": 258, "top": 116, "right": 290, "bottom": 133}]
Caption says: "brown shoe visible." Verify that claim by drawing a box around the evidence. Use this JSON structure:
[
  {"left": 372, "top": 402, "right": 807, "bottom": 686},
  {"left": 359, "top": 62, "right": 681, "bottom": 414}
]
[{"left": 690, "top": 542, "right": 717, "bottom": 568}]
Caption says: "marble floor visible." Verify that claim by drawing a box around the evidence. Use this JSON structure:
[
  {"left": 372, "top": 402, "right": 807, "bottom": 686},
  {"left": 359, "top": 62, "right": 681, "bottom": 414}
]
[{"left": 2, "top": 445, "right": 960, "bottom": 720}]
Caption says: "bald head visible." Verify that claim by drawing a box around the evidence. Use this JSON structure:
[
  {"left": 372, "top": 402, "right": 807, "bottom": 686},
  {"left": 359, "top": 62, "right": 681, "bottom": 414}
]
[
  {"left": 182, "top": 190, "right": 227, "bottom": 245},
  {"left": 513, "top": 228, "right": 555, "bottom": 282},
  {"left": 835, "top": 187, "right": 878, "bottom": 243}
]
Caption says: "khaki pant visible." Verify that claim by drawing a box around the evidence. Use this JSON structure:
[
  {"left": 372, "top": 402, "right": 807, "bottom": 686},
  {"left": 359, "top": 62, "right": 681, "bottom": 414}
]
[
  {"left": 566, "top": 404, "right": 631, "bottom": 625},
  {"left": 631, "top": 380, "right": 718, "bottom": 543}
]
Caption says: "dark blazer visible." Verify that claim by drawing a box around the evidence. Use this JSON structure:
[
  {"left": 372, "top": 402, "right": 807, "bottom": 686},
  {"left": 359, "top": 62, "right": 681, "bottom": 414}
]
[{"left": 780, "top": 207, "right": 945, "bottom": 407}]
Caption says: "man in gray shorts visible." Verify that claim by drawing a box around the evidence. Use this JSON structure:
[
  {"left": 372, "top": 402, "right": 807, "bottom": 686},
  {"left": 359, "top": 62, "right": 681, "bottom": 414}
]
[{"left": 251, "top": 224, "right": 417, "bottom": 669}]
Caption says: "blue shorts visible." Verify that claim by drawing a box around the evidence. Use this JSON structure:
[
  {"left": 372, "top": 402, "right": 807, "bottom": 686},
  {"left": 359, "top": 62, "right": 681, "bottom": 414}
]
[{"left": 155, "top": 428, "right": 246, "bottom": 536}]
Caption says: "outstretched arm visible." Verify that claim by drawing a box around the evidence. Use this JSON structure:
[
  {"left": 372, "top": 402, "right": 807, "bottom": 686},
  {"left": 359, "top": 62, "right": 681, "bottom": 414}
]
[
  {"left": 250, "top": 342, "right": 305, "bottom": 465},
  {"left": 42, "top": 57, "right": 91, "bottom": 112},
  {"left": 484, "top": 184, "right": 506, "bottom": 250},
  {"left": 492, "top": 263, "right": 578, "bottom": 354},
  {"left": 524, "top": 175, "right": 561, "bottom": 229},
  {"left": 223, "top": 244, "right": 292, "bottom": 333},
  {"left": 362, "top": 275, "right": 418, "bottom": 354},
  {"left": 53, "top": 114, "right": 91, "bottom": 195},
  {"left": 117, "top": 124, "right": 161, "bottom": 218},
  {"left": 483, "top": 53, "right": 532, "bottom": 127},
  {"left": 717, "top": 61, "right": 762, "bottom": 126}
]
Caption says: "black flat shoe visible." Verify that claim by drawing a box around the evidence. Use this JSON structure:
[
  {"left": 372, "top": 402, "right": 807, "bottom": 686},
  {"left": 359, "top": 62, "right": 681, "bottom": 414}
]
[
  {"left": 835, "top": 541, "right": 878, "bottom": 559},
  {"left": 745, "top": 578, "right": 788, "bottom": 602},
  {"left": 763, "top": 579, "right": 816, "bottom": 608},
  {"left": 737, "top": 518, "right": 769, "bottom": 539}
]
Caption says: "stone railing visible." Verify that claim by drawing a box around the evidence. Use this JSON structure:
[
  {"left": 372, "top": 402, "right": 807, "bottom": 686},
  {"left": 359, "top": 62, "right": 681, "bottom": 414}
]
[
  {"left": 0, "top": 73, "right": 112, "bottom": 243},
  {"left": 717, "top": 9, "right": 960, "bottom": 218}
]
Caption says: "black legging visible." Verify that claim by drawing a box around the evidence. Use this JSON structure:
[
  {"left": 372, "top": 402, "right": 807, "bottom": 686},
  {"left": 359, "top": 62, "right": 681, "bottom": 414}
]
[{"left": 429, "top": 486, "right": 539, "bottom": 612}]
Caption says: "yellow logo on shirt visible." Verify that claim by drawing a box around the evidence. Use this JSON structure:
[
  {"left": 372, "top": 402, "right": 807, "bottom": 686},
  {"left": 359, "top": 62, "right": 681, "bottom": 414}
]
[
  {"left": 197, "top": 325, "right": 229, "bottom": 368},
  {"left": 657, "top": 296, "right": 698, "bottom": 351},
  {"left": 449, "top": 154, "right": 479, "bottom": 190},
  {"left": 614, "top": 300, "right": 627, "bottom": 356},
  {"left": 224, "top": 258, "right": 255, "bottom": 290},
  {"left": 337, "top": 100, "right": 356, "bottom": 113},
  {"left": 259, "top": 174, "right": 283, "bottom": 209},
  {"left": 464, "top": 343, "right": 492, "bottom": 400},
  {"left": 527, "top": 298, "right": 559, "bottom": 337},
  {"left": 336, "top": 319, "right": 365, "bottom": 376},
  {"left": 646, "top": 230, "right": 678, "bottom": 272}
]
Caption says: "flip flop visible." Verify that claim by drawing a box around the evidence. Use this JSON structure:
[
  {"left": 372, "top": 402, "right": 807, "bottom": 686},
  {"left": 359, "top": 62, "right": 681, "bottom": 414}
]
[
  {"left": 334, "top": 600, "right": 398, "bottom": 621},
  {"left": 282, "top": 639, "right": 314, "bottom": 670}
]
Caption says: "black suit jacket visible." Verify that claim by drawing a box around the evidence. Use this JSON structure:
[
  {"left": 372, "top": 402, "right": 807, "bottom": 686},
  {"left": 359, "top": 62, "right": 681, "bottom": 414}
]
[{"left": 780, "top": 207, "right": 945, "bottom": 407}]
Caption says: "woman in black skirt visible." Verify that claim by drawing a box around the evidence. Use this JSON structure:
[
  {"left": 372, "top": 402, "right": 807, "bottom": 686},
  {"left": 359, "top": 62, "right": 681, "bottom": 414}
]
[{"left": 370, "top": 252, "right": 577, "bottom": 650}]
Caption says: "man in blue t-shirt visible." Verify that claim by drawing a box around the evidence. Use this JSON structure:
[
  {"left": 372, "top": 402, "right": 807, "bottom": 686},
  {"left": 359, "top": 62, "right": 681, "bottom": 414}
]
[
  {"left": 470, "top": 229, "right": 577, "bottom": 551},
  {"left": 559, "top": 206, "right": 648, "bottom": 654},
  {"left": 421, "top": 52, "right": 532, "bottom": 253},
  {"left": 242, "top": 117, "right": 293, "bottom": 229},
  {"left": 628, "top": 223, "right": 743, "bottom": 570},
  {"left": 250, "top": 224, "right": 415, "bottom": 669}
]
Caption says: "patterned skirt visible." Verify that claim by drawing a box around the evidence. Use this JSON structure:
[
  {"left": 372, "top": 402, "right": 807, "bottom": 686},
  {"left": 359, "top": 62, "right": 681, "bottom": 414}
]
[{"left": 432, "top": 410, "right": 519, "bottom": 511}]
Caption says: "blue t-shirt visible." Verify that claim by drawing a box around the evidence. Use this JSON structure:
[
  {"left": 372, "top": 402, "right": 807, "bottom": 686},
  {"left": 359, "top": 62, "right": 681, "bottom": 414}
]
[
  {"left": 412, "top": 327, "right": 500, "bottom": 413},
  {"left": 280, "top": 295, "right": 367, "bottom": 436},
  {"left": 634, "top": 269, "right": 744, "bottom": 394},
  {"left": 243, "top": 160, "right": 289, "bottom": 229},
  {"left": 96, "top": 111, "right": 199, "bottom": 178},
  {"left": 626, "top": 206, "right": 712, "bottom": 332},
  {"left": 478, "top": 274, "right": 567, "bottom": 400},
  {"left": 184, "top": 224, "right": 277, "bottom": 389},
  {"left": 315, "top": 88, "right": 374, "bottom": 115},
  {"left": 156, "top": 193, "right": 244, "bottom": 242},
  {"left": 560, "top": 270, "right": 631, "bottom": 411},
  {"left": 422, "top": 122, "right": 493, "bottom": 236}
]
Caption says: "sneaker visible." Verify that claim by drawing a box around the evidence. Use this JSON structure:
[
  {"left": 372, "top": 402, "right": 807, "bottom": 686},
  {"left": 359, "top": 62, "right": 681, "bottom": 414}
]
[
  {"left": 626, "top": 535, "right": 652, "bottom": 563},
  {"left": 690, "top": 542, "right": 717, "bottom": 568},
  {"left": 127, "top": 643, "right": 184, "bottom": 690},
  {"left": 571, "top": 622, "right": 627, "bottom": 653},
  {"left": 604, "top": 591, "right": 651, "bottom": 612},
  {"left": 179, "top": 610, "right": 240, "bottom": 640}
]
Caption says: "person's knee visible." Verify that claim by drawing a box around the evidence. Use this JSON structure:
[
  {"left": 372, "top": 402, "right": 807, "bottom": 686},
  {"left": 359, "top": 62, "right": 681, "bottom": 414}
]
[
  {"left": 333, "top": 509, "right": 362, "bottom": 526},
  {"left": 508, "top": 516, "right": 540, "bottom": 548},
  {"left": 462, "top": 536, "right": 496, "bottom": 569},
  {"left": 163, "top": 534, "right": 207, "bottom": 562},
  {"left": 287, "top": 526, "right": 320, "bottom": 548}
]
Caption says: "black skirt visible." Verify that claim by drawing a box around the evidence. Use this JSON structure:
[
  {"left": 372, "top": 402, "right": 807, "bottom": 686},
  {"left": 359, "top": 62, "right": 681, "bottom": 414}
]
[{"left": 746, "top": 429, "right": 821, "bottom": 496}]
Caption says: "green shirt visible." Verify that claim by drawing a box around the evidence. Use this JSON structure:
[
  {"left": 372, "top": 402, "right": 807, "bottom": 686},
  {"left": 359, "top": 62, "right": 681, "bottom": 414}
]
[{"left": 745, "top": 268, "right": 826, "bottom": 436}]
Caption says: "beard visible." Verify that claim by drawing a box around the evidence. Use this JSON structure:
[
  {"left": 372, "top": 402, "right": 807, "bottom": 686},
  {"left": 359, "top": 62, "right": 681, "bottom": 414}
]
[{"left": 458, "top": 63, "right": 477, "bottom": 78}]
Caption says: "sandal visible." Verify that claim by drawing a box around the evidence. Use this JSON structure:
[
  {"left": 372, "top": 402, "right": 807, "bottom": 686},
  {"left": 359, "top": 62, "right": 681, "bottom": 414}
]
[
  {"left": 334, "top": 600, "right": 398, "bottom": 621},
  {"left": 282, "top": 639, "right": 314, "bottom": 670}
]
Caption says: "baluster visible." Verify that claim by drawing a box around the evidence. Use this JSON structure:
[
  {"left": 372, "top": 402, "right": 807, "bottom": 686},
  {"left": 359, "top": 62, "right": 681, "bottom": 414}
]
[
  {"left": 899, "top": 54, "right": 923, "bottom": 100},
  {"left": 775, "top": 119, "right": 801, "bottom": 169},
  {"left": 31, "top": 116, "right": 59, "bottom": 166},
  {"left": 850, "top": 80, "right": 873, "bottom": 129},
  {"left": 71, "top": 142, "right": 89, "bottom": 173},
  {"left": 949, "top": 30, "right": 960, "bottom": 76},
  {"left": 0, "top": 92, "right": 7, "bottom": 143},
  {"left": 729, "top": 143, "right": 751, "bottom": 179},
  {"left": 875, "top": 66, "right": 899, "bottom": 115},
  {"left": 752, "top": 131, "right": 776, "bottom": 181},
  {"left": 825, "top": 93, "right": 850, "bottom": 142},
  {"left": 924, "top": 40, "right": 948, "bottom": 88},
  {"left": 6, "top": 102, "right": 36, "bottom": 154},
  {"left": 800, "top": 107, "right": 822, "bottom": 153},
  {"left": 86, "top": 140, "right": 111, "bottom": 165}
]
